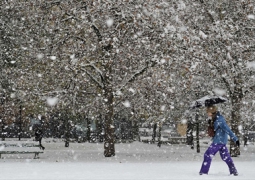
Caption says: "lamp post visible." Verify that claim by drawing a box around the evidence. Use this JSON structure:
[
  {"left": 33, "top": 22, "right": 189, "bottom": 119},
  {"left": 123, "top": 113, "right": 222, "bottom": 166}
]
[
  {"left": 194, "top": 87, "right": 201, "bottom": 153},
  {"left": 1, "top": 120, "right": 5, "bottom": 141},
  {"left": 195, "top": 111, "right": 200, "bottom": 153},
  {"left": 1, "top": 93, "right": 6, "bottom": 141},
  {"left": 16, "top": 91, "right": 24, "bottom": 141},
  {"left": 18, "top": 103, "right": 22, "bottom": 140}
]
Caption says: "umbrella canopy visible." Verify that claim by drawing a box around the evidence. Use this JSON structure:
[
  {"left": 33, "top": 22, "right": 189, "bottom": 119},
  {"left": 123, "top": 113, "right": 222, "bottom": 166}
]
[{"left": 190, "top": 95, "right": 228, "bottom": 109}]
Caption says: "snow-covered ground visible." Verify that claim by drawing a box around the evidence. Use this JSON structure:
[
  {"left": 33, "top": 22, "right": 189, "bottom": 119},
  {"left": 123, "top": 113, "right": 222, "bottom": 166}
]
[{"left": 1, "top": 138, "right": 255, "bottom": 180}]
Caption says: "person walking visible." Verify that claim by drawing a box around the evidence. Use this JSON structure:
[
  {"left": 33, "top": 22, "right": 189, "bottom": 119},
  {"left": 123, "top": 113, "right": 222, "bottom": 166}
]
[
  {"left": 35, "top": 125, "right": 45, "bottom": 150},
  {"left": 199, "top": 106, "right": 240, "bottom": 176}
]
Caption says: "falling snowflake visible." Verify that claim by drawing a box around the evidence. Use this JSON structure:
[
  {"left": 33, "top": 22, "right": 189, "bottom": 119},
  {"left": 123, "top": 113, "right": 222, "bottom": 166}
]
[
  {"left": 37, "top": 54, "right": 44, "bottom": 59},
  {"left": 70, "top": 54, "right": 75, "bottom": 59},
  {"left": 160, "top": 105, "right": 166, "bottom": 111},
  {"left": 160, "top": 59, "right": 166, "bottom": 64},
  {"left": 122, "top": 100, "right": 131, "bottom": 107},
  {"left": 129, "top": 88, "right": 135, "bottom": 93},
  {"left": 247, "top": 14, "right": 255, "bottom": 19},
  {"left": 10, "top": 93, "right": 16, "bottom": 98},
  {"left": 47, "top": 97, "right": 58, "bottom": 106},
  {"left": 199, "top": 30, "right": 207, "bottom": 39},
  {"left": 181, "top": 119, "right": 187, "bottom": 124},
  {"left": 238, "top": 125, "right": 243, "bottom": 131},
  {"left": 213, "top": 88, "right": 226, "bottom": 96},
  {"left": 106, "top": 18, "right": 114, "bottom": 27},
  {"left": 247, "top": 61, "right": 255, "bottom": 69},
  {"left": 115, "top": 91, "right": 123, "bottom": 96},
  {"left": 50, "top": 56, "right": 56, "bottom": 60}
]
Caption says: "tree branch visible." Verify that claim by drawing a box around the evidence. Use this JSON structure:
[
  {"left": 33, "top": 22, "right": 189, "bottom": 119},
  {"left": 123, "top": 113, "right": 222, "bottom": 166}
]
[
  {"left": 198, "top": 0, "right": 215, "bottom": 23},
  {"left": 244, "top": 85, "right": 255, "bottom": 96},
  {"left": 117, "top": 60, "right": 157, "bottom": 92},
  {"left": 221, "top": 76, "right": 232, "bottom": 95},
  {"left": 91, "top": 24, "right": 102, "bottom": 42},
  {"left": 81, "top": 68, "right": 104, "bottom": 88},
  {"left": 80, "top": 64, "right": 104, "bottom": 89},
  {"left": 242, "top": 46, "right": 255, "bottom": 53}
]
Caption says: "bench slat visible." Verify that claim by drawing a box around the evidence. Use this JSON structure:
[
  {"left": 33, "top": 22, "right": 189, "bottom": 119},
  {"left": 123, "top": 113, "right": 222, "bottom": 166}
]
[
  {"left": 0, "top": 141, "right": 44, "bottom": 159},
  {"left": 0, "top": 151, "right": 43, "bottom": 154},
  {"left": 0, "top": 141, "right": 39, "bottom": 147},
  {"left": 0, "top": 147, "right": 43, "bottom": 152}
]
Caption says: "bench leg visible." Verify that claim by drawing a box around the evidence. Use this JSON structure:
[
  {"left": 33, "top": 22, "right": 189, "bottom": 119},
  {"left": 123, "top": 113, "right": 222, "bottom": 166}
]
[{"left": 34, "top": 153, "right": 39, "bottom": 159}]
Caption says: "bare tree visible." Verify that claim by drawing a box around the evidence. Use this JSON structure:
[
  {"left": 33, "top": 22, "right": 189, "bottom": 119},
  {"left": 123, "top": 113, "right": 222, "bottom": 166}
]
[
  {"left": 180, "top": 0, "right": 255, "bottom": 156},
  {"left": 2, "top": 0, "right": 254, "bottom": 158}
]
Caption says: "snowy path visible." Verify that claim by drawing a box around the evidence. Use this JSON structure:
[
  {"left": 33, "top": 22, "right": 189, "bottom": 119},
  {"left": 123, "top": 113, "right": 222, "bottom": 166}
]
[
  {"left": 0, "top": 139, "right": 254, "bottom": 180},
  {"left": 1, "top": 162, "right": 254, "bottom": 180}
]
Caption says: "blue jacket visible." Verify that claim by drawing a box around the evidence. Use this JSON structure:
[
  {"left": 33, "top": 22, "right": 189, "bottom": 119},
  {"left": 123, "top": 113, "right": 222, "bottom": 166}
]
[{"left": 212, "top": 112, "right": 238, "bottom": 144}]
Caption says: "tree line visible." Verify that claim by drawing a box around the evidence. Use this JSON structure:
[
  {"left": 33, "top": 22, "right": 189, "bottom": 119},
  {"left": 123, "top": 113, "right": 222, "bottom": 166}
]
[{"left": 0, "top": 0, "right": 254, "bottom": 157}]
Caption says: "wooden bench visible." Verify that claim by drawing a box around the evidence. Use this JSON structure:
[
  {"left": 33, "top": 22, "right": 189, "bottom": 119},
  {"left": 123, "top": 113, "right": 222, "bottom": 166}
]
[
  {"left": 167, "top": 137, "right": 187, "bottom": 144},
  {"left": 0, "top": 141, "right": 44, "bottom": 159},
  {"left": 140, "top": 136, "right": 187, "bottom": 144}
]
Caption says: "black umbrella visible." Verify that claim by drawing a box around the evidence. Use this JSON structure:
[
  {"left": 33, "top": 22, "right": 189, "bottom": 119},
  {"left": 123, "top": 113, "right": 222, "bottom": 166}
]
[{"left": 190, "top": 95, "right": 228, "bottom": 109}]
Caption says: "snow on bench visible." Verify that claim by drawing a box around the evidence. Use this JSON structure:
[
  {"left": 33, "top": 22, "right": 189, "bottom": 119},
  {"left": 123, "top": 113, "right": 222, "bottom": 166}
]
[
  {"left": 0, "top": 141, "right": 44, "bottom": 159},
  {"left": 140, "top": 136, "right": 187, "bottom": 144}
]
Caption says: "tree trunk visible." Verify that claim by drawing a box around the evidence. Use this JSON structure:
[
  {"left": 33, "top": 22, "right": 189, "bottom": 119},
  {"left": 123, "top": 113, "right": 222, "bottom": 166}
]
[
  {"left": 230, "top": 103, "right": 241, "bottom": 156},
  {"left": 86, "top": 118, "right": 91, "bottom": 142},
  {"left": 230, "top": 85, "right": 242, "bottom": 157},
  {"left": 186, "top": 119, "right": 194, "bottom": 149},
  {"left": 152, "top": 123, "right": 157, "bottom": 143},
  {"left": 157, "top": 123, "right": 162, "bottom": 147},
  {"left": 104, "top": 86, "right": 115, "bottom": 157}
]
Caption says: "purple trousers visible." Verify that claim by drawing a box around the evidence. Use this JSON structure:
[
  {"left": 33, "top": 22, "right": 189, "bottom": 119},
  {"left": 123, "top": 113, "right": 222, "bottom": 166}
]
[{"left": 199, "top": 144, "right": 238, "bottom": 174}]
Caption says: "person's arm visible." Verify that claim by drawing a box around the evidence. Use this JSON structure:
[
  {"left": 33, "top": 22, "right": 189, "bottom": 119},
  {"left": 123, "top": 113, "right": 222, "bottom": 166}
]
[{"left": 217, "top": 116, "right": 238, "bottom": 142}]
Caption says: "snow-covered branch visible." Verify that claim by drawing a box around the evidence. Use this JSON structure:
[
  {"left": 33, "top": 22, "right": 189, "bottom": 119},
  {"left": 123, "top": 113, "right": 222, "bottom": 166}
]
[
  {"left": 117, "top": 61, "right": 157, "bottom": 92},
  {"left": 198, "top": 0, "right": 215, "bottom": 23},
  {"left": 80, "top": 62, "right": 104, "bottom": 88},
  {"left": 80, "top": 67, "right": 104, "bottom": 89},
  {"left": 28, "top": 90, "right": 67, "bottom": 97},
  {"left": 243, "top": 46, "right": 255, "bottom": 53}
]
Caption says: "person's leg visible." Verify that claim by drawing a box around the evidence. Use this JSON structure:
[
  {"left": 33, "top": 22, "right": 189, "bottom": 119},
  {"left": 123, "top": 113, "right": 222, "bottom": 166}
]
[
  {"left": 219, "top": 145, "right": 238, "bottom": 175},
  {"left": 199, "top": 144, "right": 221, "bottom": 174},
  {"left": 39, "top": 138, "right": 45, "bottom": 150}
]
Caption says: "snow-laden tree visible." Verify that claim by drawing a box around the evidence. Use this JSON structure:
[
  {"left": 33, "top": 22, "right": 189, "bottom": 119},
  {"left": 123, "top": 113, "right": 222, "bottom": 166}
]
[
  {"left": 0, "top": 3, "right": 34, "bottom": 140},
  {"left": 0, "top": 0, "right": 185, "bottom": 156},
  {"left": 178, "top": 0, "right": 255, "bottom": 156},
  {"left": 1, "top": 0, "right": 254, "bottom": 158}
]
